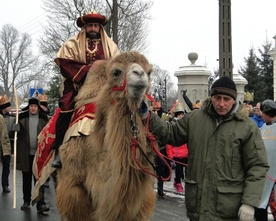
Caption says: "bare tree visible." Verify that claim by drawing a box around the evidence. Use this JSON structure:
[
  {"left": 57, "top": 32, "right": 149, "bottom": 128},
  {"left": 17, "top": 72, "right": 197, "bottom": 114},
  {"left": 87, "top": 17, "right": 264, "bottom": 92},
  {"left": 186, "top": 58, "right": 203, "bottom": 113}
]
[
  {"left": 39, "top": 0, "right": 152, "bottom": 60},
  {"left": 0, "top": 24, "right": 45, "bottom": 103},
  {"left": 38, "top": 0, "right": 152, "bottom": 109},
  {"left": 150, "top": 65, "right": 177, "bottom": 111},
  {"left": 105, "top": 0, "right": 152, "bottom": 52}
]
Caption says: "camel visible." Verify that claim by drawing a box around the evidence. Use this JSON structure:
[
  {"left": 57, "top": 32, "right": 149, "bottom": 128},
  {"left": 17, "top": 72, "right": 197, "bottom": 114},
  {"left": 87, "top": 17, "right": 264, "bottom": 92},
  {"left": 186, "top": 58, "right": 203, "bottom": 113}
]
[{"left": 55, "top": 51, "right": 160, "bottom": 221}]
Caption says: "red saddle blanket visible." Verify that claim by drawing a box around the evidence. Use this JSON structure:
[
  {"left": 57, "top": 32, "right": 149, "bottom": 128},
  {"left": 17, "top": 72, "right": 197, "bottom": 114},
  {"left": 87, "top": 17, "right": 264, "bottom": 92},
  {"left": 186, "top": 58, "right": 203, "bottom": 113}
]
[{"left": 32, "top": 102, "right": 96, "bottom": 204}]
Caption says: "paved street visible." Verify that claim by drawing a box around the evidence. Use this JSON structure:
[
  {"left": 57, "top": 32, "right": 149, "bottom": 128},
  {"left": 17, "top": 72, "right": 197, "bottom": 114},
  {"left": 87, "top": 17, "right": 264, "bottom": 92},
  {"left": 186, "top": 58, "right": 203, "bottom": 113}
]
[
  {"left": 0, "top": 160, "right": 189, "bottom": 221},
  {"left": 0, "top": 167, "right": 59, "bottom": 221},
  {"left": 1, "top": 160, "right": 274, "bottom": 221}
]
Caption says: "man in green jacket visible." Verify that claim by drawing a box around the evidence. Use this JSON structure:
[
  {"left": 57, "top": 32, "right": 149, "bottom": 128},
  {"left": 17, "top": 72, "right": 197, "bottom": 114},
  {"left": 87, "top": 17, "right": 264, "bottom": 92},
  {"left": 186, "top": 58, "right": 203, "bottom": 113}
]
[
  {"left": 0, "top": 95, "right": 13, "bottom": 193},
  {"left": 147, "top": 76, "right": 269, "bottom": 221},
  {"left": 0, "top": 113, "right": 11, "bottom": 193}
]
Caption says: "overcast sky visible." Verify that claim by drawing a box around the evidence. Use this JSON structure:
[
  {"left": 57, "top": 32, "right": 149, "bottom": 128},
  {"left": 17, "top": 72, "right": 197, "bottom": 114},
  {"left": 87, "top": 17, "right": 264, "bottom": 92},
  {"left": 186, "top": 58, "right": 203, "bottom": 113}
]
[
  {"left": 1, "top": 0, "right": 276, "bottom": 79},
  {"left": 148, "top": 0, "right": 276, "bottom": 75}
]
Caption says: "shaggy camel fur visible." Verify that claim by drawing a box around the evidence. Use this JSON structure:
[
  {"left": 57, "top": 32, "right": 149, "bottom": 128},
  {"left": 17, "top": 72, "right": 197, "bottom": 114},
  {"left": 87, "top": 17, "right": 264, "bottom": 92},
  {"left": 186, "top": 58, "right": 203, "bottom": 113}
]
[{"left": 56, "top": 51, "right": 157, "bottom": 221}]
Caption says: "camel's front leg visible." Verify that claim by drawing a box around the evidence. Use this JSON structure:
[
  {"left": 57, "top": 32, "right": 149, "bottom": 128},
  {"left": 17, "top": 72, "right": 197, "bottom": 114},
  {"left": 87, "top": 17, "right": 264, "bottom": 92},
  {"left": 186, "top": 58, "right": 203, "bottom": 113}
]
[
  {"left": 55, "top": 138, "right": 92, "bottom": 221},
  {"left": 56, "top": 169, "right": 92, "bottom": 221}
]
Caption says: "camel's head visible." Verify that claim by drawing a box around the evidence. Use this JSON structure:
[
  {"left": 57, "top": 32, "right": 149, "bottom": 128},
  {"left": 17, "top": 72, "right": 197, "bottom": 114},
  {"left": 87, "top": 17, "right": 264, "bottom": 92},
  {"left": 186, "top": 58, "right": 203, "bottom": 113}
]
[{"left": 106, "top": 51, "right": 152, "bottom": 111}]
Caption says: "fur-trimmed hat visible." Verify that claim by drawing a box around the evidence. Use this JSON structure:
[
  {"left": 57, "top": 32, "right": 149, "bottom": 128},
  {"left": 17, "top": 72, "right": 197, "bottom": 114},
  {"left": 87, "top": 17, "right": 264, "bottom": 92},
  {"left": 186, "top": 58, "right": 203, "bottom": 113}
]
[
  {"left": 210, "top": 76, "right": 237, "bottom": 100},
  {"left": 22, "top": 97, "right": 44, "bottom": 112},
  {"left": 77, "top": 10, "right": 107, "bottom": 28},
  {"left": 260, "top": 99, "right": 276, "bottom": 117},
  {"left": 0, "top": 95, "right": 11, "bottom": 110}
]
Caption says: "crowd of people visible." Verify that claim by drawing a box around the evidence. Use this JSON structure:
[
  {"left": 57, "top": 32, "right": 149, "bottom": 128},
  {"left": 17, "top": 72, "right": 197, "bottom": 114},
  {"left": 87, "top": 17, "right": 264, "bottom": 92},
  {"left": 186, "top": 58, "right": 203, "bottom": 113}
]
[
  {"left": 0, "top": 95, "right": 51, "bottom": 213},
  {"left": 0, "top": 9, "right": 275, "bottom": 221},
  {"left": 166, "top": 102, "right": 188, "bottom": 193}
]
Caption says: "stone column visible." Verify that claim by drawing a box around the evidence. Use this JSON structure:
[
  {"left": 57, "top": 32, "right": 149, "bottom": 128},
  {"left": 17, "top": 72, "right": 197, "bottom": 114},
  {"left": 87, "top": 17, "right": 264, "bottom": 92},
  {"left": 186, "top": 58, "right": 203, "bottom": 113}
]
[
  {"left": 268, "top": 35, "right": 276, "bottom": 100},
  {"left": 174, "top": 52, "right": 211, "bottom": 111},
  {"left": 233, "top": 72, "right": 248, "bottom": 103}
]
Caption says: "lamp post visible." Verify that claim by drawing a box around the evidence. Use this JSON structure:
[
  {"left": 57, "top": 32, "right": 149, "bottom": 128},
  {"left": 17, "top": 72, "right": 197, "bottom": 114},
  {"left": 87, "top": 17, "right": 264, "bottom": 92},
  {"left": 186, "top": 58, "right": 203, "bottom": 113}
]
[
  {"left": 159, "top": 78, "right": 167, "bottom": 111},
  {"left": 218, "top": 0, "right": 233, "bottom": 79},
  {"left": 150, "top": 78, "right": 167, "bottom": 111}
]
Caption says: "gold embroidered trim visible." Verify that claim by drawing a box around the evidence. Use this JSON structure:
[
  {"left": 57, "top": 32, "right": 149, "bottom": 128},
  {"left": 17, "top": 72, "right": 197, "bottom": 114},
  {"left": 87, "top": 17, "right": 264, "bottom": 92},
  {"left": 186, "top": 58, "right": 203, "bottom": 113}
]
[
  {"left": 86, "top": 39, "right": 100, "bottom": 62},
  {"left": 73, "top": 65, "right": 87, "bottom": 83},
  {"left": 60, "top": 109, "right": 74, "bottom": 113}
]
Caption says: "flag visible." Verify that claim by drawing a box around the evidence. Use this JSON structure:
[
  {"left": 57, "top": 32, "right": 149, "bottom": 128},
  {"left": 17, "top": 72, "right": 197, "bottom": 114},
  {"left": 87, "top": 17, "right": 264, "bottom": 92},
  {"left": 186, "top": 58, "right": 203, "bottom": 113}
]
[{"left": 31, "top": 108, "right": 61, "bottom": 205}]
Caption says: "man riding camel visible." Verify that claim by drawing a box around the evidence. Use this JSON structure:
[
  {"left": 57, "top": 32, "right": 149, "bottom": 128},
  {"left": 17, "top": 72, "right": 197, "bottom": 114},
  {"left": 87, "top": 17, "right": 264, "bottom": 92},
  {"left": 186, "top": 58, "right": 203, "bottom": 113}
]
[{"left": 51, "top": 10, "right": 120, "bottom": 168}]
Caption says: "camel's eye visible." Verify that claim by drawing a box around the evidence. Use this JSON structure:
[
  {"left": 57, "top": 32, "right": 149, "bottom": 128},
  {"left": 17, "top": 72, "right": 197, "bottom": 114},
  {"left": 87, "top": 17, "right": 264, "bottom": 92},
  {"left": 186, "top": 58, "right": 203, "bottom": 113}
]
[
  {"left": 147, "top": 70, "right": 152, "bottom": 77},
  {"left": 112, "top": 69, "right": 122, "bottom": 77}
]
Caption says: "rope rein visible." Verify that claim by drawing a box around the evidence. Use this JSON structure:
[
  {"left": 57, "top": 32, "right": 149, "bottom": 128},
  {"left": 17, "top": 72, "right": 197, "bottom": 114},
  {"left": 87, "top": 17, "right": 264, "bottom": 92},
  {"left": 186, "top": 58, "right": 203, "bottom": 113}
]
[
  {"left": 111, "top": 76, "right": 173, "bottom": 182},
  {"left": 130, "top": 111, "right": 172, "bottom": 181}
]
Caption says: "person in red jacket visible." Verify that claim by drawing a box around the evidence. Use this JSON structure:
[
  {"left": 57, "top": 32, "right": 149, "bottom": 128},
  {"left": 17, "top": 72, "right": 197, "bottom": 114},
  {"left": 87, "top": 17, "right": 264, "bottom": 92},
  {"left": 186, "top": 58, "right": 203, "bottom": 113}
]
[
  {"left": 269, "top": 189, "right": 276, "bottom": 220},
  {"left": 166, "top": 103, "right": 188, "bottom": 193}
]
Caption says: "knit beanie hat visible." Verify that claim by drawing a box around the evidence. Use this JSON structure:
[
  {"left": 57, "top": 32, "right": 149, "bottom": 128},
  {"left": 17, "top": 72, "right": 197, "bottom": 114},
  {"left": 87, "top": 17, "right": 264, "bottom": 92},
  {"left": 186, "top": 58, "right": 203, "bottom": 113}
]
[
  {"left": 260, "top": 99, "right": 276, "bottom": 117},
  {"left": 210, "top": 76, "right": 237, "bottom": 100}
]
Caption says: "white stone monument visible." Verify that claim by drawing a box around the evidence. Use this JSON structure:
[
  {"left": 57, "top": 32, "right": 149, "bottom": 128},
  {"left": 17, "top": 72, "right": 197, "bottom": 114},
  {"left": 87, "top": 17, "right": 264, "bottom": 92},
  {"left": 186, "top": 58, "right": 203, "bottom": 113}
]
[
  {"left": 174, "top": 52, "right": 211, "bottom": 110},
  {"left": 233, "top": 72, "right": 248, "bottom": 103},
  {"left": 174, "top": 52, "right": 248, "bottom": 109}
]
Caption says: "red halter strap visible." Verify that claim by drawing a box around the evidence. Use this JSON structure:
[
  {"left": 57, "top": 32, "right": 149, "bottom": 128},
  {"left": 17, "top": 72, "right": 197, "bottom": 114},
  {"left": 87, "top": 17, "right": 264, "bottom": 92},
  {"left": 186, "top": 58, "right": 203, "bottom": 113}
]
[
  {"left": 131, "top": 112, "right": 172, "bottom": 182},
  {"left": 146, "top": 93, "right": 160, "bottom": 109},
  {"left": 111, "top": 75, "right": 127, "bottom": 92}
]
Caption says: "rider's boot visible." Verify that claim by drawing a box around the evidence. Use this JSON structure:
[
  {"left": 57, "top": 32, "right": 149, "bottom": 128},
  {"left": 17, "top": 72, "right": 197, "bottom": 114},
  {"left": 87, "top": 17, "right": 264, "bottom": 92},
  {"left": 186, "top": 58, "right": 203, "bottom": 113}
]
[{"left": 51, "top": 111, "right": 73, "bottom": 168}]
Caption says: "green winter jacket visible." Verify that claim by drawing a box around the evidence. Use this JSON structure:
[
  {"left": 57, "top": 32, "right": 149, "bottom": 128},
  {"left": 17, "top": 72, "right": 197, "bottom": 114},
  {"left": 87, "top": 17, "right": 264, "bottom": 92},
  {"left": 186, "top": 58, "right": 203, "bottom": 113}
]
[
  {"left": 0, "top": 114, "right": 11, "bottom": 156},
  {"left": 149, "top": 98, "right": 269, "bottom": 221}
]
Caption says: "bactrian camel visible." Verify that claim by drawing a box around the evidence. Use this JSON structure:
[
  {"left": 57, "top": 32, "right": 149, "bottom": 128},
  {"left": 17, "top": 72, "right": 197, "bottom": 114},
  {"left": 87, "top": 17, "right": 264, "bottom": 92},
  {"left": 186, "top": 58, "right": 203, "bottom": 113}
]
[{"left": 55, "top": 51, "right": 165, "bottom": 221}]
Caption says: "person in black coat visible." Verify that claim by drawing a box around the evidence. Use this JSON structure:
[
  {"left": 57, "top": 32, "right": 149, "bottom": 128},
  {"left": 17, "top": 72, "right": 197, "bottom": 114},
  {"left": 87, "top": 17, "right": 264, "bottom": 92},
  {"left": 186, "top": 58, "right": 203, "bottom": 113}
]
[
  {"left": 16, "top": 98, "right": 50, "bottom": 213},
  {"left": 153, "top": 107, "right": 171, "bottom": 196}
]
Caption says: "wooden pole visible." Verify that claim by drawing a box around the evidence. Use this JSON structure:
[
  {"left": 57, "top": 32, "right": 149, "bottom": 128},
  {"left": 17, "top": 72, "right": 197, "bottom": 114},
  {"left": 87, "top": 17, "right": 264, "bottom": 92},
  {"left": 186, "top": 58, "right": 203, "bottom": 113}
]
[{"left": 13, "top": 85, "right": 19, "bottom": 208}]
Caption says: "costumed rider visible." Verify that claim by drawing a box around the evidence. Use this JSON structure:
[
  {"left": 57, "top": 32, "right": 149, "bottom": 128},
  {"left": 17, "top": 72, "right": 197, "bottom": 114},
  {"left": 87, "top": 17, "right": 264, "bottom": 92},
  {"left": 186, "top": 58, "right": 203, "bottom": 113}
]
[{"left": 51, "top": 10, "right": 120, "bottom": 168}]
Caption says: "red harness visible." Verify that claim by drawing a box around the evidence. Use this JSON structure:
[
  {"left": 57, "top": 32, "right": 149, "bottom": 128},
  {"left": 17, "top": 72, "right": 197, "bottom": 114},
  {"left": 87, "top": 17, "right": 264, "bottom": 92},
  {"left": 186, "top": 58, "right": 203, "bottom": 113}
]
[
  {"left": 111, "top": 79, "right": 172, "bottom": 181},
  {"left": 111, "top": 77, "right": 127, "bottom": 93}
]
